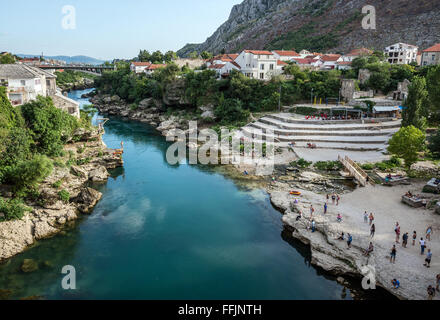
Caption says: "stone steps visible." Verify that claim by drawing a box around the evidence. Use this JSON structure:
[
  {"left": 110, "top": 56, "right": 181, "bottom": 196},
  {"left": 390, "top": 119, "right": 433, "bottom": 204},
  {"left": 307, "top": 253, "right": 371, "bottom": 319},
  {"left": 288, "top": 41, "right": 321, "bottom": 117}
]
[
  {"left": 242, "top": 127, "right": 388, "bottom": 144},
  {"left": 248, "top": 122, "right": 396, "bottom": 137}
]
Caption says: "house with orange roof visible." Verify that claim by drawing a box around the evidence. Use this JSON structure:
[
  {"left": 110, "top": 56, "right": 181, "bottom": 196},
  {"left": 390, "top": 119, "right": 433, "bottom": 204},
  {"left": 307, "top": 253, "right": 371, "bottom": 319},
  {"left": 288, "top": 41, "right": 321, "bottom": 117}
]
[
  {"left": 341, "top": 48, "right": 373, "bottom": 62},
  {"left": 130, "top": 61, "right": 152, "bottom": 74},
  {"left": 421, "top": 43, "right": 440, "bottom": 66},
  {"left": 235, "top": 50, "right": 280, "bottom": 80},
  {"left": 208, "top": 60, "right": 241, "bottom": 78},
  {"left": 272, "top": 50, "right": 300, "bottom": 61},
  {"left": 320, "top": 54, "right": 343, "bottom": 70}
]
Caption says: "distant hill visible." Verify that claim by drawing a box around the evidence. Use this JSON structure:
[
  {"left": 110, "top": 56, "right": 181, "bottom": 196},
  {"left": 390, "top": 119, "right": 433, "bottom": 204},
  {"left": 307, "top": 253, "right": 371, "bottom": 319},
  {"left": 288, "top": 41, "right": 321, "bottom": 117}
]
[{"left": 17, "top": 54, "right": 106, "bottom": 65}]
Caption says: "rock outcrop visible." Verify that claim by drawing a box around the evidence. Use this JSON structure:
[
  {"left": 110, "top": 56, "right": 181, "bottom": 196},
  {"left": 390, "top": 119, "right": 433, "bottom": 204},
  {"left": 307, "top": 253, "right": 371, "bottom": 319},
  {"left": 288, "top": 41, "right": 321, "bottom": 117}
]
[{"left": 0, "top": 130, "right": 123, "bottom": 262}]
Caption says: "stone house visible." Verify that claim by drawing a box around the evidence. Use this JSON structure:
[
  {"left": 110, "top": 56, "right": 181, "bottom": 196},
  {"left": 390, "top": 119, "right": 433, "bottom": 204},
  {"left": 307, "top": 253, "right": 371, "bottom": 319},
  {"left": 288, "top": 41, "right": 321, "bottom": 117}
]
[{"left": 421, "top": 43, "right": 440, "bottom": 66}]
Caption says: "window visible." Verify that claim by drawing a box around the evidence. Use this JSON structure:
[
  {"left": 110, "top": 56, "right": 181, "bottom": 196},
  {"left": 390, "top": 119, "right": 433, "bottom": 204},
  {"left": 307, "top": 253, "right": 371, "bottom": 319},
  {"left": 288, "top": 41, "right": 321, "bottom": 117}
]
[
  {"left": 35, "top": 79, "right": 40, "bottom": 85},
  {"left": 433, "top": 55, "right": 436, "bottom": 61},
  {"left": 260, "top": 64, "right": 265, "bottom": 70},
  {"left": 270, "top": 64, "right": 274, "bottom": 70},
  {"left": 260, "top": 73, "right": 264, "bottom": 80},
  {"left": 20, "top": 80, "right": 26, "bottom": 86}
]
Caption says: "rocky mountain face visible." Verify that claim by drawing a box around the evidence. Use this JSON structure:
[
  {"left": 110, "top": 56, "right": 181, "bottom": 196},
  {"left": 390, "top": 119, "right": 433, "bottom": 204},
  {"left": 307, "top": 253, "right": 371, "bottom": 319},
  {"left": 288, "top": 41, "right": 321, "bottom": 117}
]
[{"left": 177, "top": 0, "right": 440, "bottom": 56}]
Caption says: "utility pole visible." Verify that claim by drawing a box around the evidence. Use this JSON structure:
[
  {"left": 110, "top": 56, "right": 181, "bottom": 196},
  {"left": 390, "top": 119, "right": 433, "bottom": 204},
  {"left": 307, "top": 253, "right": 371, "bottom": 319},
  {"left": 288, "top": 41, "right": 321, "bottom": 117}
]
[
  {"left": 278, "top": 83, "right": 282, "bottom": 112},
  {"left": 311, "top": 88, "right": 314, "bottom": 105}
]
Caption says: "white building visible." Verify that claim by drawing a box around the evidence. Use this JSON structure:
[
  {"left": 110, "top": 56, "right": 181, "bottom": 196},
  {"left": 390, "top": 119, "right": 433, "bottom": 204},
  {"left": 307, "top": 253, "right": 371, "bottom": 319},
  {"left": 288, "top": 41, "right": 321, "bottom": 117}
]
[
  {"left": 320, "top": 54, "right": 343, "bottom": 70},
  {"left": 234, "top": 50, "right": 279, "bottom": 80},
  {"left": 0, "top": 64, "right": 79, "bottom": 117},
  {"left": 272, "top": 50, "right": 300, "bottom": 62},
  {"left": 384, "top": 43, "right": 418, "bottom": 65},
  {"left": 208, "top": 61, "right": 241, "bottom": 78},
  {"left": 130, "top": 62, "right": 151, "bottom": 74},
  {"left": 421, "top": 43, "right": 440, "bottom": 66},
  {"left": 341, "top": 48, "right": 373, "bottom": 62}
]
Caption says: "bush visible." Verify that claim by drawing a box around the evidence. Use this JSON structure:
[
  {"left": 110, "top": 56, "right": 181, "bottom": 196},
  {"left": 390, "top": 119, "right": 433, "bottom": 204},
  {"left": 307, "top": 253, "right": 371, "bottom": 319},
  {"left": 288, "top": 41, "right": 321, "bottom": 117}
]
[
  {"left": 58, "top": 190, "right": 70, "bottom": 204},
  {"left": 4, "top": 155, "right": 53, "bottom": 192},
  {"left": 0, "top": 197, "right": 30, "bottom": 221},
  {"left": 52, "top": 180, "right": 62, "bottom": 189},
  {"left": 290, "top": 158, "right": 312, "bottom": 168},
  {"left": 314, "top": 161, "right": 343, "bottom": 171},
  {"left": 215, "top": 98, "right": 250, "bottom": 125}
]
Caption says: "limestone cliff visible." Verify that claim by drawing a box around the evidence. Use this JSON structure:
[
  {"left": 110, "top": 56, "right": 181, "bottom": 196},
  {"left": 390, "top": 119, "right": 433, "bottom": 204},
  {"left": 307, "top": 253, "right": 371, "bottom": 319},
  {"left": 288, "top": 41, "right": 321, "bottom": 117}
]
[{"left": 178, "top": 0, "right": 440, "bottom": 56}]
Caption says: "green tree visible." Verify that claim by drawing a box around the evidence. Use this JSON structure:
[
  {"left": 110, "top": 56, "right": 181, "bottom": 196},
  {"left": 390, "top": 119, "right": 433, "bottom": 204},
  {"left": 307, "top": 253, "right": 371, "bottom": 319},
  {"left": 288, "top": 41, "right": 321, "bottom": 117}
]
[
  {"left": 164, "top": 51, "right": 177, "bottom": 63},
  {"left": 150, "top": 50, "right": 164, "bottom": 64},
  {"left": 200, "top": 51, "right": 213, "bottom": 60},
  {"left": 401, "top": 76, "right": 428, "bottom": 129},
  {"left": 0, "top": 53, "right": 15, "bottom": 64},
  {"left": 138, "top": 50, "right": 151, "bottom": 62},
  {"left": 189, "top": 51, "right": 199, "bottom": 59},
  {"left": 388, "top": 126, "right": 425, "bottom": 169},
  {"left": 215, "top": 98, "right": 250, "bottom": 125},
  {"left": 426, "top": 65, "right": 440, "bottom": 118}
]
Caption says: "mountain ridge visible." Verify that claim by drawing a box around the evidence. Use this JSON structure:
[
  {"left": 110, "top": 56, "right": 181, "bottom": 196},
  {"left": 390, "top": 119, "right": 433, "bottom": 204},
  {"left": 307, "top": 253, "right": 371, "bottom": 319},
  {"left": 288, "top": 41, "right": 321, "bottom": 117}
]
[
  {"left": 177, "top": 0, "right": 440, "bottom": 57},
  {"left": 17, "top": 54, "right": 106, "bottom": 65}
]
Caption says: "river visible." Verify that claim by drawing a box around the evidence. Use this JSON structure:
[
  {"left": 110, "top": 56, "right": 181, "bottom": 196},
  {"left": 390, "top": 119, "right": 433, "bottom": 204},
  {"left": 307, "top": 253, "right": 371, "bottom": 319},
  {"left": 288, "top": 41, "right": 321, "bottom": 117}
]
[{"left": 0, "top": 89, "right": 353, "bottom": 300}]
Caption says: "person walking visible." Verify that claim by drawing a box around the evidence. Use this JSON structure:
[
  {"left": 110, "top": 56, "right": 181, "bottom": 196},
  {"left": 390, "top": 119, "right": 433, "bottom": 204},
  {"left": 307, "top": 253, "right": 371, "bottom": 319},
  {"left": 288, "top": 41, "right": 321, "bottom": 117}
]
[
  {"left": 427, "top": 285, "right": 436, "bottom": 300},
  {"left": 347, "top": 233, "right": 353, "bottom": 249},
  {"left": 370, "top": 224, "right": 376, "bottom": 238},
  {"left": 326, "top": 194, "right": 329, "bottom": 203},
  {"left": 336, "top": 195, "right": 340, "bottom": 206},
  {"left": 369, "top": 213, "right": 374, "bottom": 226},
  {"left": 424, "top": 249, "right": 432, "bottom": 268},
  {"left": 395, "top": 222, "right": 401, "bottom": 243},
  {"left": 402, "top": 232, "right": 408, "bottom": 248},
  {"left": 412, "top": 231, "right": 417, "bottom": 246},
  {"left": 331, "top": 194, "right": 336, "bottom": 205},
  {"left": 311, "top": 220, "right": 316, "bottom": 233},
  {"left": 310, "top": 205, "right": 315, "bottom": 217},
  {"left": 390, "top": 245, "right": 397, "bottom": 263},
  {"left": 420, "top": 238, "right": 426, "bottom": 255},
  {"left": 364, "top": 211, "right": 368, "bottom": 223},
  {"left": 324, "top": 203, "right": 328, "bottom": 215},
  {"left": 436, "top": 274, "right": 440, "bottom": 292},
  {"left": 426, "top": 226, "right": 433, "bottom": 241}
]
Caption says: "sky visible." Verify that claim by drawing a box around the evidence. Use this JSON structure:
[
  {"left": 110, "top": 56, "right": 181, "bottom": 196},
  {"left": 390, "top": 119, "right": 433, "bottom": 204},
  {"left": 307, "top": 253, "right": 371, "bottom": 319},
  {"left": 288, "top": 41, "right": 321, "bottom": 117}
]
[{"left": 0, "top": 0, "right": 242, "bottom": 60}]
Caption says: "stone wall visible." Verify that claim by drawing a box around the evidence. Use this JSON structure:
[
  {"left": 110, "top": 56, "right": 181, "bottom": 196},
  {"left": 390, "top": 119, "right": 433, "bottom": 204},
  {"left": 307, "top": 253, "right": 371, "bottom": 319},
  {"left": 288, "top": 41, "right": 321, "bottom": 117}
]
[
  {"left": 51, "top": 92, "right": 80, "bottom": 118},
  {"left": 174, "top": 58, "right": 205, "bottom": 70}
]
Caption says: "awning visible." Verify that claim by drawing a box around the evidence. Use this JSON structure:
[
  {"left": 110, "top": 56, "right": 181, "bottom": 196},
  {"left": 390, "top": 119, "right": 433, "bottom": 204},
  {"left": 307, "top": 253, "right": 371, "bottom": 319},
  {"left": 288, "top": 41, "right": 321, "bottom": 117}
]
[{"left": 373, "top": 106, "right": 400, "bottom": 113}]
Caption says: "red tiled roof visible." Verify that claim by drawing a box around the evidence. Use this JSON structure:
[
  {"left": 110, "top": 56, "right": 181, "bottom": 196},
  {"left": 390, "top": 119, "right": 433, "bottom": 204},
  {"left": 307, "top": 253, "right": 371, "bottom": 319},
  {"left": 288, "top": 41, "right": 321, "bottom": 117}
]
[
  {"left": 321, "top": 54, "right": 341, "bottom": 62},
  {"left": 273, "top": 50, "right": 299, "bottom": 57},
  {"left": 292, "top": 58, "right": 314, "bottom": 65},
  {"left": 277, "top": 60, "right": 287, "bottom": 66},
  {"left": 244, "top": 50, "right": 274, "bottom": 55},
  {"left": 208, "top": 64, "right": 226, "bottom": 69},
  {"left": 229, "top": 61, "right": 241, "bottom": 69},
  {"left": 148, "top": 64, "right": 166, "bottom": 70},
  {"left": 423, "top": 43, "right": 440, "bottom": 52},
  {"left": 132, "top": 62, "right": 151, "bottom": 67},
  {"left": 346, "top": 48, "right": 373, "bottom": 56},
  {"left": 336, "top": 61, "right": 352, "bottom": 65}
]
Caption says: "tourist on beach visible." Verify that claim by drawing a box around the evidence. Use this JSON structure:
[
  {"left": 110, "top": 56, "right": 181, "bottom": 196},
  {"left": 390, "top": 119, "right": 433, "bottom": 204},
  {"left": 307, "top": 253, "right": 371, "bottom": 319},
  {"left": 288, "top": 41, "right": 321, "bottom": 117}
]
[
  {"left": 311, "top": 220, "right": 316, "bottom": 233},
  {"left": 363, "top": 211, "right": 368, "bottom": 223},
  {"left": 369, "top": 213, "right": 374, "bottom": 226},
  {"left": 332, "top": 194, "right": 336, "bottom": 205},
  {"left": 420, "top": 238, "right": 426, "bottom": 255},
  {"left": 324, "top": 203, "right": 328, "bottom": 214},
  {"left": 413, "top": 231, "right": 417, "bottom": 246},
  {"left": 427, "top": 285, "right": 436, "bottom": 300},
  {"left": 426, "top": 226, "right": 433, "bottom": 241},
  {"left": 390, "top": 245, "right": 397, "bottom": 263},
  {"left": 337, "top": 213, "right": 342, "bottom": 223},
  {"left": 402, "top": 232, "right": 409, "bottom": 248},
  {"left": 337, "top": 232, "right": 345, "bottom": 241},
  {"left": 424, "top": 249, "right": 432, "bottom": 268},
  {"left": 296, "top": 211, "right": 302, "bottom": 221},
  {"left": 364, "top": 242, "right": 374, "bottom": 256},
  {"left": 336, "top": 195, "right": 340, "bottom": 206},
  {"left": 347, "top": 233, "right": 352, "bottom": 249},
  {"left": 395, "top": 222, "right": 401, "bottom": 243},
  {"left": 326, "top": 194, "right": 329, "bottom": 203},
  {"left": 370, "top": 224, "right": 376, "bottom": 238},
  {"left": 391, "top": 279, "right": 400, "bottom": 289},
  {"left": 310, "top": 205, "right": 315, "bottom": 217}
]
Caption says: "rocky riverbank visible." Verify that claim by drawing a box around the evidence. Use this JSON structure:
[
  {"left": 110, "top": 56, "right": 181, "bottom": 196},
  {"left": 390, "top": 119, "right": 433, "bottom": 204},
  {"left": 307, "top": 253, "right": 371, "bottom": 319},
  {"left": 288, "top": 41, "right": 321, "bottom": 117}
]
[
  {"left": 59, "top": 77, "right": 95, "bottom": 93},
  {"left": 0, "top": 129, "right": 123, "bottom": 262}
]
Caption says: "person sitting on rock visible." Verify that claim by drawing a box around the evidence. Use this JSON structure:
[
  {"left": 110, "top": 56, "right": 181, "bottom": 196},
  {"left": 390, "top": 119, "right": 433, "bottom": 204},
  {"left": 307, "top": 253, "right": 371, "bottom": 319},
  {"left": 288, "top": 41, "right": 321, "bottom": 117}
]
[
  {"left": 337, "top": 232, "right": 345, "bottom": 241},
  {"left": 364, "top": 242, "right": 374, "bottom": 256},
  {"left": 337, "top": 213, "right": 342, "bottom": 223},
  {"left": 391, "top": 279, "right": 400, "bottom": 289}
]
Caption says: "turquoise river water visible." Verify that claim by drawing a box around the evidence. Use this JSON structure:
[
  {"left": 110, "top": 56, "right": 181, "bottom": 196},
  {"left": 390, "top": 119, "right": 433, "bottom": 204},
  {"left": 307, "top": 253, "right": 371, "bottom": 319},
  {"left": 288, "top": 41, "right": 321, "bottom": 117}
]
[{"left": 0, "top": 89, "right": 359, "bottom": 300}]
